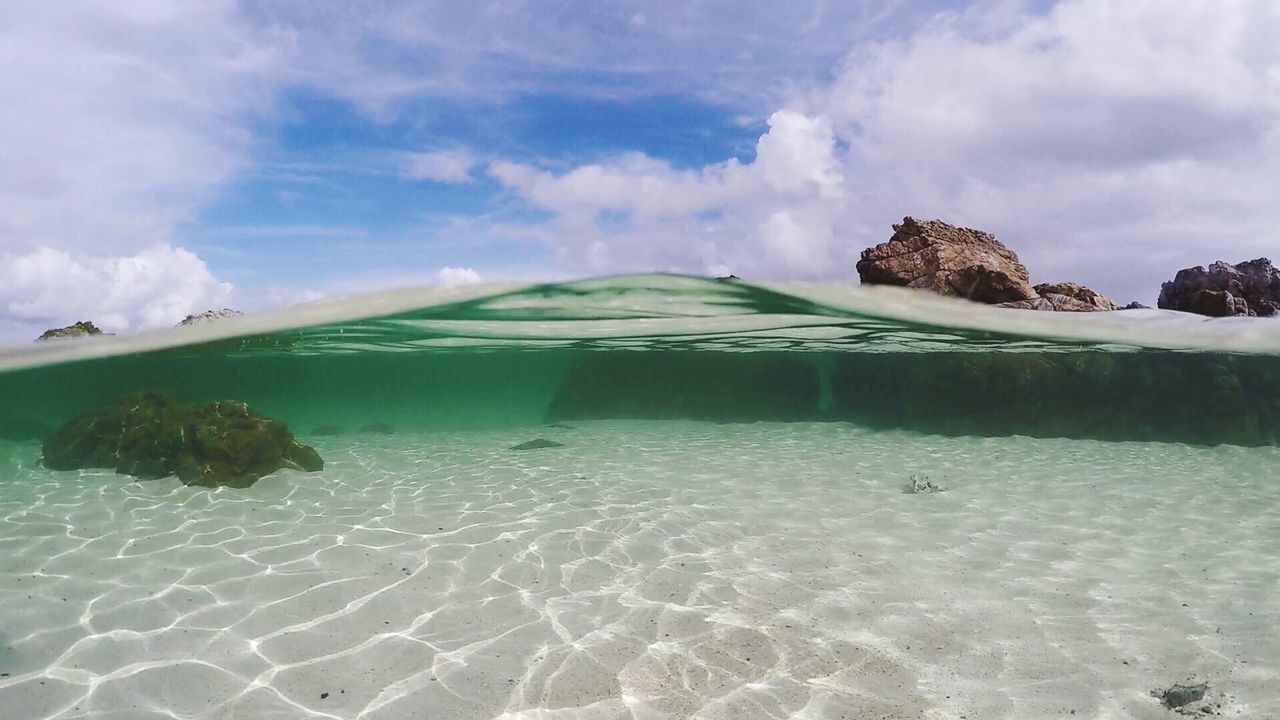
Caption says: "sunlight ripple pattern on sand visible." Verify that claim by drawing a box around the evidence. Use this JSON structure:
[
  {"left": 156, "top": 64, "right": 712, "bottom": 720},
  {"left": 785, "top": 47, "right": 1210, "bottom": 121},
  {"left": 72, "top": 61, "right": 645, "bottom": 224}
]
[{"left": 1, "top": 422, "right": 1277, "bottom": 719}]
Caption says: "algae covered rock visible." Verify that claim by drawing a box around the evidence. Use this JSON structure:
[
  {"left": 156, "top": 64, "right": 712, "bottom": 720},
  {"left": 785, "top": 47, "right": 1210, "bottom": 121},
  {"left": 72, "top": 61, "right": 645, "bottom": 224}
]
[
  {"left": 42, "top": 392, "right": 323, "bottom": 488},
  {"left": 36, "top": 321, "right": 110, "bottom": 341}
]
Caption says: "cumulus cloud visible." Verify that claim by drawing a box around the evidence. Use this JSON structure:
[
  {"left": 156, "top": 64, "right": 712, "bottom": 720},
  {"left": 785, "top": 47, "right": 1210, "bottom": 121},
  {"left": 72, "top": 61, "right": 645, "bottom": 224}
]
[
  {"left": 402, "top": 150, "right": 477, "bottom": 183},
  {"left": 0, "top": 2, "right": 282, "bottom": 336},
  {"left": 486, "top": 0, "right": 1280, "bottom": 302},
  {"left": 435, "top": 267, "right": 483, "bottom": 287},
  {"left": 7, "top": 0, "right": 1279, "bottom": 339},
  {"left": 0, "top": 245, "right": 233, "bottom": 334},
  {"left": 488, "top": 109, "right": 850, "bottom": 275}
]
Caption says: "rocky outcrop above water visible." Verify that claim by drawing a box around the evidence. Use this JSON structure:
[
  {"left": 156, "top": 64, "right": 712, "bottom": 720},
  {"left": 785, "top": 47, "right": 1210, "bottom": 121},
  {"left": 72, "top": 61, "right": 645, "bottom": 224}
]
[
  {"left": 42, "top": 392, "right": 323, "bottom": 488},
  {"left": 999, "top": 282, "right": 1118, "bottom": 311},
  {"left": 1032, "top": 282, "right": 1117, "bottom": 311},
  {"left": 178, "top": 308, "right": 244, "bottom": 326},
  {"left": 997, "top": 294, "right": 1101, "bottom": 312},
  {"left": 36, "top": 321, "right": 110, "bottom": 341},
  {"left": 856, "top": 217, "right": 1036, "bottom": 304},
  {"left": 1158, "top": 258, "right": 1280, "bottom": 317}
]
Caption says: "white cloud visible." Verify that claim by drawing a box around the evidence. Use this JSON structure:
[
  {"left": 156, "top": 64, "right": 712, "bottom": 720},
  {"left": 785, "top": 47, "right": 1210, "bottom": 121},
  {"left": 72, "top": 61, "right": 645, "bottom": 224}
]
[
  {"left": 402, "top": 150, "right": 477, "bottom": 183},
  {"left": 487, "top": 0, "right": 1280, "bottom": 303},
  {"left": 240, "top": 1, "right": 950, "bottom": 111},
  {"left": 236, "top": 285, "right": 326, "bottom": 312},
  {"left": 488, "top": 109, "right": 851, "bottom": 276},
  {"left": 436, "top": 266, "right": 483, "bottom": 287},
  {"left": 754, "top": 112, "right": 843, "bottom": 196},
  {"left": 0, "top": 2, "right": 282, "bottom": 338},
  {"left": 0, "top": 245, "right": 234, "bottom": 334},
  {"left": 6, "top": 0, "right": 1279, "bottom": 338}
]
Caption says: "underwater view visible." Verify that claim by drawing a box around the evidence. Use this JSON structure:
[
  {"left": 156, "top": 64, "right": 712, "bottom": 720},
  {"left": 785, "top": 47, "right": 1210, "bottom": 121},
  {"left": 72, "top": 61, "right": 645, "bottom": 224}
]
[{"left": 1, "top": 275, "right": 1277, "bottom": 719}]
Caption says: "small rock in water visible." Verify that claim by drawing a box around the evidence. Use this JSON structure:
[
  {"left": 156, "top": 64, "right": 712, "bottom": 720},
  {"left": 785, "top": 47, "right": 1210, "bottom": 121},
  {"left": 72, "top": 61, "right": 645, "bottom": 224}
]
[
  {"left": 509, "top": 438, "right": 565, "bottom": 451},
  {"left": 359, "top": 422, "right": 395, "bottom": 434},
  {"left": 177, "top": 308, "right": 244, "bottom": 326},
  {"left": 1153, "top": 681, "right": 1211, "bottom": 713},
  {"left": 36, "top": 321, "right": 111, "bottom": 341},
  {"left": 904, "top": 473, "right": 944, "bottom": 494}
]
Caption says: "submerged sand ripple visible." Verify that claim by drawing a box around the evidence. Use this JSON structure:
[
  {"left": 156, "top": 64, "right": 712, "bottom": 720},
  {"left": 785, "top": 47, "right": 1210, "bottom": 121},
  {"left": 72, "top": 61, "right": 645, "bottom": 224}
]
[{"left": 1, "top": 421, "right": 1277, "bottom": 719}]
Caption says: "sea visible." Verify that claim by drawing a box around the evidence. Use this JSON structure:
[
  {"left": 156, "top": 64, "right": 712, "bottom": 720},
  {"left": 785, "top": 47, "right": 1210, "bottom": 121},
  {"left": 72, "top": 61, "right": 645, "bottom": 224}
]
[{"left": 0, "top": 274, "right": 1277, "bottom": 720}]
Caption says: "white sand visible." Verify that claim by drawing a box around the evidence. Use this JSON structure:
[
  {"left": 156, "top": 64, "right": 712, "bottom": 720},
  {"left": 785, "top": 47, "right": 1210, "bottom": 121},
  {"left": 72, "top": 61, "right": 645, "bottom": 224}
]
[{"left": 1, "top": 421, "right": 1276, "bottom": 719}]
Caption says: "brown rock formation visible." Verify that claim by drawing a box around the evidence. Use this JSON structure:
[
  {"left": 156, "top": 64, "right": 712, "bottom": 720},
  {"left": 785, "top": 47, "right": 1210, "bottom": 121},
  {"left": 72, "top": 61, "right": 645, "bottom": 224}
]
[
  {"left": 856, "top": 217, "right": 1036, "bottom": 304},
  {"left": 1032, "top": 282, "right": 1117, "bottom": 311},
  {"left": 998, "top": 294, "right": 1101, "bottom": 312}
]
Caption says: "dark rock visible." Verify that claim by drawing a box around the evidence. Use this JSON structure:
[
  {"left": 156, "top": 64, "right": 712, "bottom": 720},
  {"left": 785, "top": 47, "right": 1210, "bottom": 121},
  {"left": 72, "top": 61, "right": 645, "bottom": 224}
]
[
  {"left": 1121, "top": 301, "right": 1149, "bottom": 310},
  {"left": 311, "top": 425, "right": 346, "bottom": 436},
  {"left": 36, "top": 321, "right": 110, "bottom": 342},
  {"left": 829, "top": 351, "right": 1280, "bottom": 446},
  {"left": 1031, "top": 282, "right": 1117, "bottom": 311},
  {"left": 1154, "top": 681, "right": 1209, "bottom": 710},
  {"left": 997, "top": 294, "right": 1101, "bottom": 312},
  {"left": 178, "top": 308, "right": 244, "bottom": 326},
  {"left": 856, "top": 217, "right": 1036, "bottom": 303},
  {"left": 42, "top": 392, "right": 323, "bottom": 488},
  {"left": 1191, "top": 289, "right": 1249, "bottom": 317},
  {"left": 359, "top": 422, "right": 395, "bottom": 434},
  {"left": 715, "top": 275, "right": 741, "bottom": 281},
  {"left": 509, "top": 438, "right": 565, "bottom": 450},
  {"left": 1158, "top": 258, "right": 1280, "bottom": 317}
]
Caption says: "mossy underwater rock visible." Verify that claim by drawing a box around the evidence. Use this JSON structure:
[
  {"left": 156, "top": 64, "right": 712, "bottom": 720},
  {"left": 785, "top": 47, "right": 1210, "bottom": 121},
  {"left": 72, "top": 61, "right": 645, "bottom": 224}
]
[{"left": 42, "top": 392, "right": 323, "bottom": 488}]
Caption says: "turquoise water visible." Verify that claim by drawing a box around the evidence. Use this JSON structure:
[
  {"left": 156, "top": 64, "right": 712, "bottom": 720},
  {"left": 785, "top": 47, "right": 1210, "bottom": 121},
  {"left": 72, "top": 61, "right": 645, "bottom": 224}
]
[{"left": 1, "top": 275, "right": 1278, "bottom": 719}]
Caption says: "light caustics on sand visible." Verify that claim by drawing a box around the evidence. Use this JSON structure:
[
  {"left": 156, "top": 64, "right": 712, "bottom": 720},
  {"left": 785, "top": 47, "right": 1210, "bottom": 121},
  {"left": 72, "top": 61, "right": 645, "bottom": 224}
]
[{"left": 0, "top": 275, "right": 1277, "bottom": 719}]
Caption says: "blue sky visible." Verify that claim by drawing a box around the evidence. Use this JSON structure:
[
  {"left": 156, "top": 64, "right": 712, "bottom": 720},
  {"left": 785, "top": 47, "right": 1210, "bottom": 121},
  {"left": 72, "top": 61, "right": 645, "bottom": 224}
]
[
  {"left": 1, "top": 0, "right": 1278, "bottom": 338},
  {"left": 182, "top": 91, "right": 764, "bottom": 290}
]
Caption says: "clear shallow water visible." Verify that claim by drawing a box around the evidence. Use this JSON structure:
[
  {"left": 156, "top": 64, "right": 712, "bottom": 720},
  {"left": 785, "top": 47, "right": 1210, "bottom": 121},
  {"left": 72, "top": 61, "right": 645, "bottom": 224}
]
[{"left": 1, "top": 275, "right": 1278, "bottom": 719}]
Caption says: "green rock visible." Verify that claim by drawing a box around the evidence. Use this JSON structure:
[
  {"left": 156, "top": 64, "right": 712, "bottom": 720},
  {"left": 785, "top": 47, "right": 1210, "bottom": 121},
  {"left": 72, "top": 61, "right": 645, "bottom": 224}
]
[
  {"left": 1155, "top": 681, "right": 1209, "bottom": 710},
  {"left": 36, "top": 321, "right": 110, "bottom": 341},
  {"left": 509, "top": 438, "right": 565, "bottom": 451},
  {"left": 42, "top": 392, "right": 323, "bottom": 488}
]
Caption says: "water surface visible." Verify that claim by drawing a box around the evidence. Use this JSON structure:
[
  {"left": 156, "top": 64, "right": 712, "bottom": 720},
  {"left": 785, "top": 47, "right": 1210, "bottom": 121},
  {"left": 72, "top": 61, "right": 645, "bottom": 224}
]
[{"left": 1, "top": 275, "right": 1277, "bottom": 719}]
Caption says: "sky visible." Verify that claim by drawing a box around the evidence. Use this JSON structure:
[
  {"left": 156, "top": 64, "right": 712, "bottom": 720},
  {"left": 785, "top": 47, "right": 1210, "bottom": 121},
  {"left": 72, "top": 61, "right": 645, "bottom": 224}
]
[{"left": 1, "top": 0, "right": 1278, "bottom": 339}]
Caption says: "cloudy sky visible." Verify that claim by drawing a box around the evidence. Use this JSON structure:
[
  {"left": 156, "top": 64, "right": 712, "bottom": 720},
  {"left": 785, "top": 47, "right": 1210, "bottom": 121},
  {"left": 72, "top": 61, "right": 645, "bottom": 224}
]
[{"left": 1, "top": 0, "right": 1278, "bottom": 339}]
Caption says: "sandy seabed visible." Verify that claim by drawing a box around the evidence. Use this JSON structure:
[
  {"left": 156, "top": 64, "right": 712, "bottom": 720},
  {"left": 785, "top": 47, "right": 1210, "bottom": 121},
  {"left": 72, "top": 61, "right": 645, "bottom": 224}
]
[{"left": 1, "top": 421, "right": 1277, "bottom": 719}]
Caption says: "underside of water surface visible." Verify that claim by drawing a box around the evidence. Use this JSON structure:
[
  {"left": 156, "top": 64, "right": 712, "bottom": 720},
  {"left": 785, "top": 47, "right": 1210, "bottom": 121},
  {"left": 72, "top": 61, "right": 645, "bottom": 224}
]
[{"left": 1, "top": 275, "right": 1278, "bottom": 719}]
